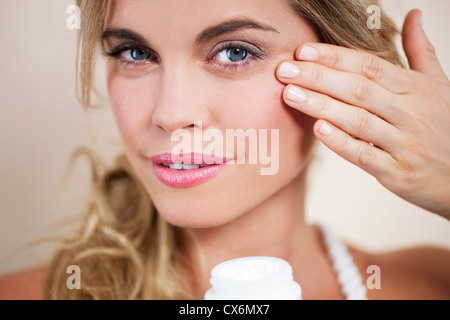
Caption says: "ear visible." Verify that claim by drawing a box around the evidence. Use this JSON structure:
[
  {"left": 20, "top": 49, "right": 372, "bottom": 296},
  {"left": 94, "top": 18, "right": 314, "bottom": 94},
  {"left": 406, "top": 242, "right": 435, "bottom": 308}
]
[{"left": 402, "top": 9, "right": 447, "bottom": 80}]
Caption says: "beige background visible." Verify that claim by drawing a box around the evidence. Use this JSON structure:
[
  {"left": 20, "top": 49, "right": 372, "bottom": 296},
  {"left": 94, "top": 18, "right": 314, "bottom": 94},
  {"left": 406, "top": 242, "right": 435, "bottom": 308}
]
[{"left": 1, "top": 0, "right": 449, "bottom": 276}]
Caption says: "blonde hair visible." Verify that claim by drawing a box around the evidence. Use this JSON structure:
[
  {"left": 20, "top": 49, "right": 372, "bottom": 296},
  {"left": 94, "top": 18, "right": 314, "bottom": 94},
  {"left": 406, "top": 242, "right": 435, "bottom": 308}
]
[{"left": 45, "top": 0, "right": 402, "bottom": 299}]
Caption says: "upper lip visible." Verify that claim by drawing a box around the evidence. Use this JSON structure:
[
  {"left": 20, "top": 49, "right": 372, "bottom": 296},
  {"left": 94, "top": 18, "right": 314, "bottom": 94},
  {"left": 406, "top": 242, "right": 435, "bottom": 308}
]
[{"left": 150, "top": 153, "right": 233, "bottom": 165}]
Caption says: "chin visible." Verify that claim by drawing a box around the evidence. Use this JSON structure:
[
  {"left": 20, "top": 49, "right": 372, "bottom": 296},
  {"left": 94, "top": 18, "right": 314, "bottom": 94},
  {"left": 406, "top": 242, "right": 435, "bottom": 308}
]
[
  {"left": 152, "top": 199, "right": 236, "bottom": 229},
  {"left": 144, "top": 164, "right": 254, "bottom": 229},
  {"left": 148, "top": 175, "right": 268, "bottom": 229}
]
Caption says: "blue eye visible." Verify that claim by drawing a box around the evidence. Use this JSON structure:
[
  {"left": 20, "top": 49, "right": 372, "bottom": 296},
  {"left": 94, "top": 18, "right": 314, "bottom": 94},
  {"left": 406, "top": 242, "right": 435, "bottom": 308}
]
[
  {"left": 226, "top": 48, "right": 248, "bottom": 62},
  {"left": 116, "top": 48, "right": 152, "bottom": 62},
  {"left": 216, "top": 47, "right": 252, "bottom": 63},
  {"left": 128, "top": 48, "right": 151, "bottom": 60}
]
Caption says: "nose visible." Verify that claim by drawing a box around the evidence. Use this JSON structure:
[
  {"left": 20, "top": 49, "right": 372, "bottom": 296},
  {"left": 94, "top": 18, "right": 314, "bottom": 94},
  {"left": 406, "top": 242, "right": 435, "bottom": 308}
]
[{"left": 152, "top": 63, "right": 210, "bottom": 134}]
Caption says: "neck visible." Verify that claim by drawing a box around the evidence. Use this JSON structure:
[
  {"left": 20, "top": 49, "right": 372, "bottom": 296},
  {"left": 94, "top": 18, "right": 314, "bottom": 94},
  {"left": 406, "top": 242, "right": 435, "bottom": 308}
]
[{"left": 182, "top": 168, "right": 343, "bottom": 299}]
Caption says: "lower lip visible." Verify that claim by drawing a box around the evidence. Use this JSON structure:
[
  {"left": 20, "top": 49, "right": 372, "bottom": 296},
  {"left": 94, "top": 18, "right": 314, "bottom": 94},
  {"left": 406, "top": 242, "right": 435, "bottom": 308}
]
[{"left": 152, "top": 162, "right": 230, "bottom": 188}]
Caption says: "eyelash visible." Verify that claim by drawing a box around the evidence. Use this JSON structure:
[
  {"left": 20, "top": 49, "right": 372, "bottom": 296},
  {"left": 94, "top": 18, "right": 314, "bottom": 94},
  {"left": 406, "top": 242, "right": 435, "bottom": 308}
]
[
  {"left": 103, "top": 41, "right": 264, "bottom": 72},
  {"left": 208, "top": 41, "right": 263, "bottom": 71},
  {"left": 103, "top": 43, "right": 156, "bottom": 69}
]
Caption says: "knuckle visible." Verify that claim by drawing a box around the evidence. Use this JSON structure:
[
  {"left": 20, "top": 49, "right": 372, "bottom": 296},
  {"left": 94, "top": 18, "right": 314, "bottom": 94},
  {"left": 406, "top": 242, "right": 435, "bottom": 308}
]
[
  {"left": 424, "top": 41, "right": 437, "bottom": 56},
  {"left": 355, "top": 144, "right": 375, "bottom": 167},
  {"left": 351, "top": 109, "right": 372, "bottom": 135},
  {"left": 352, "top": 77, "right": 372, "bottom": 101},
  {"left": 361, "top": 55, "right": 383, "bottom": 80},
  {"left": 400, "top": 70, "right": 417, "bottom": 93},
  {"left": 415, "top": 81, "right": 440, "bottom": 102},
  {"left": 325, "top": 50, "right": 342, "bottom": 69},
  {"left": 410, "top": 113, "right": 429, "bottom": 134},
  {"left": 308, "top": 66, "right": 324, "bottom": 85},
  {"left": 394, "top": 158, "right": 416, "bottom": 185},
  {"left": 316, "top": 95, "right": 330, "bottom": 116},
  {"left": 335, "top": 134, "right": 351, "bottom": 155},
  {"left": 393, "top": 135, "right": 418, "bottom": 185}
]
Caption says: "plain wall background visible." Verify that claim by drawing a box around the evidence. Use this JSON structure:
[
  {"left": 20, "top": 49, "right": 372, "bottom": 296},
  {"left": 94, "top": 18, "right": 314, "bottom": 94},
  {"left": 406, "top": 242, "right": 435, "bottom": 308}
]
[{"left": 1, "top": 0, "right": 449, "bottom": 276}]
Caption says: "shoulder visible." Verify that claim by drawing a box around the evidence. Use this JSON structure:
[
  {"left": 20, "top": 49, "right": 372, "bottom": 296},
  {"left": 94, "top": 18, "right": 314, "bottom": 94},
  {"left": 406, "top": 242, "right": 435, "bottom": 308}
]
[
  {"left": 0, "top": 265, "right": 48, "bottom": 300},
  {"left": 349, "top": 245, "right": 450, "bottom": 300}
]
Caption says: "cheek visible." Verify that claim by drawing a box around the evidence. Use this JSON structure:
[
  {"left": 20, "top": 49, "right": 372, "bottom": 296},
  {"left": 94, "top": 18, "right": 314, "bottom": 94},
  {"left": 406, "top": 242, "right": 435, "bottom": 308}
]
[
  {"left": 212, "top": 71, "right": 309, "bottom": 130},
  {"left": 107, "top": 72, "right": 158, "bottom": 151},
  {"left": 210, "top": 73, "right": 314, "bottom": 166},
  {"left": 211, "top": 74, "right": 285, "bottom": 128}
]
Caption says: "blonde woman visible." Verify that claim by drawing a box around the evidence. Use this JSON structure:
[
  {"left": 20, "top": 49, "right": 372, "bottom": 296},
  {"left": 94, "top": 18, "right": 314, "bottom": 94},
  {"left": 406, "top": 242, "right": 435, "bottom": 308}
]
[{"left": 1, "top": 0, "right": 449, "bottom": 300}]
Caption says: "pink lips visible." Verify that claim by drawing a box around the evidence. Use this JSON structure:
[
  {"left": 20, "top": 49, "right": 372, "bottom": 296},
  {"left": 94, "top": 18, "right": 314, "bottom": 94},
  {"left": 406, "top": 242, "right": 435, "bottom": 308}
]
[{"left": 150, "top": 153, "right": 231, "bottom": 188}]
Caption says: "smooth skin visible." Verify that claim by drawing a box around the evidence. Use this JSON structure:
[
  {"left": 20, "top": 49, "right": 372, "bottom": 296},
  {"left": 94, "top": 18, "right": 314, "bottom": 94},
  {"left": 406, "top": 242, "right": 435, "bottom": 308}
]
[
  {"left": 1, "top": 3, "right": 449, "bottom": 299},
  {"left": 277, "top": 10, "right": 450, "bottom": 220}
]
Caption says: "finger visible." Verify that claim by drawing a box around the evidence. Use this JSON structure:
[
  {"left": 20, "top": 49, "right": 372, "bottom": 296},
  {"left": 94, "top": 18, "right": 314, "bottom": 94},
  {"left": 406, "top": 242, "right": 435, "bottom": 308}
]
[
  {"left": 402, "top": 9, "right": 448, "bottom": 80},
  {"left": 277, "top": 61, "right": 405, "bottom": 126},
  {"left": 313, "top": 119, "right": 397, "bottom": 179},
  {"left": 283, "top": 84, "right": 402, "bottom": 153},
  {"left": 294, "top": 43, "right": 415, "bottom": 94}
]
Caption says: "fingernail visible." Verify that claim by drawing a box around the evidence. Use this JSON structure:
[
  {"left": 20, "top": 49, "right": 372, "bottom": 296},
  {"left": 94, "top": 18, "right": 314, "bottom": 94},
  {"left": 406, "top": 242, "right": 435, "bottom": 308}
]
[
  {"left": 287, "top": 86, "right": 306, "bottom": 103},
  {"left": 298, "top": 45, "right": 319, "bottom": 61},
  {"left": 279, "top": 62, "right": 300, "bottom": 78},
  {"left": 319, "top": 122, "right": 333, "bottom": 136}
]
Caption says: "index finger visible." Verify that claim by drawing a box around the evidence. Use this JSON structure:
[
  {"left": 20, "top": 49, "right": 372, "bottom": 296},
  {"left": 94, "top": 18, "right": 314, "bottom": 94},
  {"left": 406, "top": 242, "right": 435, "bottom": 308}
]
[{"left": 296, "top": 43, "right": 414, "bottom": 94}]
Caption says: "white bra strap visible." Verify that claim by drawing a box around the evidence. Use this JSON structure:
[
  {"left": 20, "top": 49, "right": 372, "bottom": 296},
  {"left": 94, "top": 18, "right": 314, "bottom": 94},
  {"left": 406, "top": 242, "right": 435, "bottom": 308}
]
[{"left": 318, "top": 224, "right": 368, "bottom": 300}]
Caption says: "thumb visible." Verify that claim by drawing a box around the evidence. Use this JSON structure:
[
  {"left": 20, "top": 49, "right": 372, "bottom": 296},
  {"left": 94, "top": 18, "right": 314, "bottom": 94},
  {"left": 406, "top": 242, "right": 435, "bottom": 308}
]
[{"left": 402, "top": 9, "right": 447, "bottom": 80}]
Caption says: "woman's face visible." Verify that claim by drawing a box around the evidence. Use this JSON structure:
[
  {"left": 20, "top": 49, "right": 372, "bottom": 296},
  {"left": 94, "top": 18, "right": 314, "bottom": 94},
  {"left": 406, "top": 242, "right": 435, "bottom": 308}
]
[{"left": 103, "top": 0, "right": 318, "bottom": 228}]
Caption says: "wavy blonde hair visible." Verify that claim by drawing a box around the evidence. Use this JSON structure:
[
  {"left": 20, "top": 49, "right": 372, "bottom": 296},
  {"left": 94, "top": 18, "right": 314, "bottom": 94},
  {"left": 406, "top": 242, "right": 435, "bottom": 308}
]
[{"left": 44, "top": 0, "right": 403, "bottom": 299}]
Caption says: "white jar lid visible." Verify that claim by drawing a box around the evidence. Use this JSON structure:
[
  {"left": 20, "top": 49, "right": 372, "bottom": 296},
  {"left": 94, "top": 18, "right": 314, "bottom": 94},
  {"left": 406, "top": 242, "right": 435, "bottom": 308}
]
[{"left": 204, "top": 256, "right": 302, "bottom": 300}]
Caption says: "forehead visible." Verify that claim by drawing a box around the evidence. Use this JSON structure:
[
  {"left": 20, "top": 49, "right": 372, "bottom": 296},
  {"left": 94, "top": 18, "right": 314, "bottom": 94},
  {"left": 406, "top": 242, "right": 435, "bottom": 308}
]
[{"left": 104, "top": 0, "right": 310, "bottom": 41}]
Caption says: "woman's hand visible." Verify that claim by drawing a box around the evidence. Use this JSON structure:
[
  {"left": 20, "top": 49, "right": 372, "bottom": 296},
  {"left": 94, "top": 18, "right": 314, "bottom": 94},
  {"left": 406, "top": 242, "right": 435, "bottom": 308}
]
[{"left": 276, "top": 10, "right": 450, "bottom": 219}]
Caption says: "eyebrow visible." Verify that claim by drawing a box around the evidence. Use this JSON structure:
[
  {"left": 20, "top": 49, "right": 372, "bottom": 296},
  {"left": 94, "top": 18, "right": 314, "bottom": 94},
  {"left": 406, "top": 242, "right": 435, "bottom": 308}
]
[
  {"left": 102, "top": 28, "right": 150, "bottom": 47},
  {"left": 102, "top": 18, "right": 279, "bottom": 46},
  {"left": 195, "top": 18, "right": 279, "bottom": 43}
]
